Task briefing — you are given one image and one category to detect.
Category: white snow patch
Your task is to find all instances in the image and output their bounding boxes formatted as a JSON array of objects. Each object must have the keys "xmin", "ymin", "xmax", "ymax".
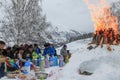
[{"xmin": 46, "ymin": 38, "xmax": 120, "ymax": 80}]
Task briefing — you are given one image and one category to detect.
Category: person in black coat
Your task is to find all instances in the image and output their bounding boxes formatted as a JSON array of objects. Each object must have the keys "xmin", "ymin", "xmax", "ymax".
[{"xmin": 6, "ymin": 47, "xmax": 13, "ymax": 58}]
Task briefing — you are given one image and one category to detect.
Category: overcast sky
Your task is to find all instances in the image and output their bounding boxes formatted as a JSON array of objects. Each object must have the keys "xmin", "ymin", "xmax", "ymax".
[
  {"xmin": 0, "ymin": 0, "xmax": 118, "ymax": 33},
  {"xmin": 42, "ymin": 0, "xmax": 118, "ymax": 32}
]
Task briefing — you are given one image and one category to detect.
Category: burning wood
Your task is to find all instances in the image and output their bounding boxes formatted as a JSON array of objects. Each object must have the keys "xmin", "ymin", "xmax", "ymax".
[
  {"xmin": 89, "ymin": 28, "xmax": 120, "ymax": 50},
  {"xmin": 91, "ymin": 28, "xmax": 119, "ymax": 45},
  {"xmin": 85, "ymin": 0, "xmax": 120, "ymax": 51},
  {"xmin": 88, "ymin": 29, "xmax": 120, "ymax": 51}
]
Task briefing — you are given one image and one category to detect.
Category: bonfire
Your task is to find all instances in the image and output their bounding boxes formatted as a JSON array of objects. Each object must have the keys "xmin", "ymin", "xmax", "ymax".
[{"xmin": 84, "ymin": 0, "xmax": 120, "ymax": 51}]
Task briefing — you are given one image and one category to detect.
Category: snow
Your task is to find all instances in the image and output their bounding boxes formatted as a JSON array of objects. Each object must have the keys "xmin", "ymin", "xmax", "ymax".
[{"xmin": 46, "ymin": 38, "xmax": 120, "ymax": 80}]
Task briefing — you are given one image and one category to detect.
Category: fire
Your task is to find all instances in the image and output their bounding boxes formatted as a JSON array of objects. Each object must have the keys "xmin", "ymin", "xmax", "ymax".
[
  {"xmin": 85, "ymin": 0, "xmax": 120, "ymax": 51},
  {"xmin": 84, "ymin": 0, "xmax": 119, "ymax": 35}
]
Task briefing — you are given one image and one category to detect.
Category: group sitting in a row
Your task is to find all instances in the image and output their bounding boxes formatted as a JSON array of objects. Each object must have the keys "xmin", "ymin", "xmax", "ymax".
[{"xmin": 0, "ymin": 41, "xmax": 71, "ymax": 78}]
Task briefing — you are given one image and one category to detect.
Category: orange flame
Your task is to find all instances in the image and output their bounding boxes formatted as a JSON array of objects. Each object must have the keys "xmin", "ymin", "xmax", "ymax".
[{"xmin": 84, "ymin": 0, "xmax": 119, "ymax": 35}]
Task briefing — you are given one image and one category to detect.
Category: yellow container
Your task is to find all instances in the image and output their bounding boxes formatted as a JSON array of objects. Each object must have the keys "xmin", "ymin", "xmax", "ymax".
[{"xmin": 0, "ymin": 56, "xmax": 6, "ymax": 64}]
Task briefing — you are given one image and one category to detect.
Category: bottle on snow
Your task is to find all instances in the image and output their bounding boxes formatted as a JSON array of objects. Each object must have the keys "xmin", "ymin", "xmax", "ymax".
[
  {"xmin": 49, "ymin": 56, "xmax": 54, "ymax": 67},
  {"xmin": 40, "ymin": 56, "xmax": 45, "ymax": 72},
  {"xmin": 59, "ymin": 55, "xmax": 64, "ymax": 67},
  {"xmin": 23, "ymin": 61, "xmax": 31, "ymax": 74},
  {"xmin": 54, "ymin": 56, "xmax": 58, "ymax": 66},
  {"xmin": 45, "ymin": 55, "xmax": 49, "ymax": 68}
]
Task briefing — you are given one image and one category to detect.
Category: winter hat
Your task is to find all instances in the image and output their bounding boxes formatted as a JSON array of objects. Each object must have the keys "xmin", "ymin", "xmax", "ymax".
[
  {"xmin": 6, "ymin": 47, "xmax": 11, "ymax": 50},
  {"xmin": 63, "ymin": 44, "xmax": 67, "ymax": 48},
  {"xmin": 44, "ymin": 43, "xmax": 50, "ymax": 47},
  {"xmin": 28, "ymin": 45, "xmax": 33, "ymax": 49}
]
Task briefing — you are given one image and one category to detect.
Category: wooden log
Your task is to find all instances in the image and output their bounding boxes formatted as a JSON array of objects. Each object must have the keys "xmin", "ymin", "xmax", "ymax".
[
  {"xmin": 113, "ymin": 39, "xmax": 117, "ymax": 45},
  {"xmin": 107, "ymin": 44, "xmax": 112, "ymax": 51},
  {"xmin": 99, "ymin": 37, "xmax": 104, "ymax": 48},
  {"xmin": 91, "ymin": 34, "xmax": 97, "ymax": 43},
  {"xmin": 87, "ymin": 45, "xmax": 93, "ymax": 50}
]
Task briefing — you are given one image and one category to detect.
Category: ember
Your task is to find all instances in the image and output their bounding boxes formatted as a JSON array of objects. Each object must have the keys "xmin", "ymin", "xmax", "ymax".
[{"xmin": 84, "ymin": 0, "xmax": 120, "ymax": 51}]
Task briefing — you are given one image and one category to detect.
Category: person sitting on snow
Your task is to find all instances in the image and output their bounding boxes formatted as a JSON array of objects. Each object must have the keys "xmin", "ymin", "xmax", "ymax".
[
  {"xmin": 23, "ymin": 51, "xmax": 32, "ymax": 62},
  {"xmin": 27, "ymin": 45, "xmax": 39, "ymax": 66},
  {"xmin": 34, "ymin": 44, "xmax": 41, "ymax": 55},
  {"xmin": 60, "ymin": 44, "xmax": 68, "ymax": 63},
  {"xmin": 6, "ymin": 58, "xmax": 19, "ymax": 71},
  {"xmin": 0, "ymin": 41, "xmax": 6, "ymax": 78},
  {"xmin": 43, "ymin": 43, "xmax": 55, "ymax": 57}
]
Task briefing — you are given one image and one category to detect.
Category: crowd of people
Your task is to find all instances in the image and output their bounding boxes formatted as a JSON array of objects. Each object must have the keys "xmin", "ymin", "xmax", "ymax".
[{"xmin": 0, "ymin": 41, "xmax": 71, "ymax": 78}]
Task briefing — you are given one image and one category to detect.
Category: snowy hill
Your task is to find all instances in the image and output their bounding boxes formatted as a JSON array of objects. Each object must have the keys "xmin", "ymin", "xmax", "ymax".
[
  {"xmin": 44, "ymin": 27, "xmax": 85, "ymax": 46},
  {"xmin": 45, "ymin": 38, "xmax": 120, "ymax": 80}
]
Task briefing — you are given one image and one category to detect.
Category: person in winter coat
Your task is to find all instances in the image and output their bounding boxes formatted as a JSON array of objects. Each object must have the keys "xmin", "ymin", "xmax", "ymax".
[
  {"xmin": 12, "ymin": 48, "xmax": 19, "ymax": 59},
  {"xmin": 34, "ymin": 44, "xmax": 41, "ymax": 55},
  {"xmin": 0, "ymin": 41, "xmax": 6, "ymax": 78},
  {"xmin": 60, "ymin": 45, "xmax": 67, "ymax": 56},
  {"xmin": 28, "ymin": 45, "xmax": 39, "ymax": 66},
  {"xmin": 50, "ymin": 44, "xmax": 57, "ymax": 56},
  {"xmin": 23, "ymin": 51, "xmax": 32, "ymax": 62},
  {"xmin": 67, "ymin": 50, "xmax": 71, "ymax": 59},
  {"xmin": 33, "ymin": 44, "xmax": 42, "ymax": 66},
  {"xmin": 43, "ymin": 43, "xmax": 55, "ymax": 57},
  {"xmin": 6, "ymin": 47, "xmax": 13, "ymax": 59},
  {"xmin": 17, "ymin": 47, "xmax": 26, "ymax": 67},
  {"xmin": 60, "ymin": 44, "xmax": 67, "ymax": 62},
  {"xmin": 6, "ymin": 58, "xmax": 19, "ymax": 71}
]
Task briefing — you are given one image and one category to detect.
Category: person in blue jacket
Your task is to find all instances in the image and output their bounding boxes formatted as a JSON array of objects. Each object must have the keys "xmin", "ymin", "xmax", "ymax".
[
  {"xmin": 34, "ymin": 44, "xmax": 41, "ymax": 66},
  {"xmin": 43, "ymin": 43, "xmax": 55, "ymax": 57},
  {"xmin": 34, "ymin": 44, "xmax": 41, "ymax": 55},
  {"xmin": 50, "ymin": 44, "xmax": 57, "ymax": 56}
]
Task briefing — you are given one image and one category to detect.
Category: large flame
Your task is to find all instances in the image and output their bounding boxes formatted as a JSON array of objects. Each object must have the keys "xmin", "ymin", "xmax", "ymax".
[{"xmin": 84, "ymin": 0, "xmax": 119, "ymax": 35}]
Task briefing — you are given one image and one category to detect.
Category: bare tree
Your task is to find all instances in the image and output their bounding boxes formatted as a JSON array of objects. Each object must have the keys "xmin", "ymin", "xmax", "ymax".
[
  {"xmin": 111, "ymin": 1, "xmax": 120, "ymax": 31},
  {"xmin": 0, "ymin": 0, "xmax": 49, "ymax": 45}
]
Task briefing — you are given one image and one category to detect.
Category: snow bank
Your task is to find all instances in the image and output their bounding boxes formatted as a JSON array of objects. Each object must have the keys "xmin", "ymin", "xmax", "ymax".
[
  {"xmin": 47, "ymin": 38, "xmax": 120, "ymax": 80},
  {"xmin": 79, "ymin": 54, "xmax": 120, "ymax": 73}
]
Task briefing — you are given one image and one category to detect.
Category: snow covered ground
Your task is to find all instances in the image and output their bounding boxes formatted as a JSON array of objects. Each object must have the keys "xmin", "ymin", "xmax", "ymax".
[
  {"xmin": 0, "ymin": 39, "xmax": 120, "ymax": 80},
  {"xmin": 46, "ymin": 38, "xmax": 120, "ymax": 80}
]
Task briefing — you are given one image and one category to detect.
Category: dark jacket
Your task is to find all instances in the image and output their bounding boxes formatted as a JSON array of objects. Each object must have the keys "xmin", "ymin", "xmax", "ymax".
[
  {"xmin": 23, "ymin": 51, "xmax": 32, "ymax": 60},
  {"xmin": 34, "ymin": 47, "xmax": 41, "ymax": 55}
]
